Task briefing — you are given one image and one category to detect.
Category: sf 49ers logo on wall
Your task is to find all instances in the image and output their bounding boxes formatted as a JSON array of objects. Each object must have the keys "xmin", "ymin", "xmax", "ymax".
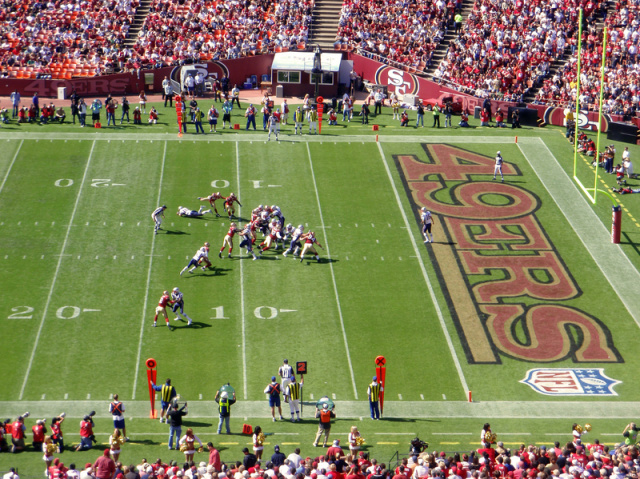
[
  {"xmin": 374, "ymin": 66, "xmax": 418, "ymax": 97},
  {"xmin": 521, "ymin": 368, "xmax": 621, "ymax": 396}
]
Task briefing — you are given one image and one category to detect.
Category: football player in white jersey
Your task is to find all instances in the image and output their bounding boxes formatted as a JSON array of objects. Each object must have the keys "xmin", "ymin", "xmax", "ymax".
[
  {"xmin": 170, "ymin": 287, "xmax": 193, "ymax": 326},
  {"xmin": 283, "ymin": 225, "xmax": 304, "ymax": 257},
  {"xmin": 493, "ymin": 151, "xmax": 504, "ymax": 182},
  {"xmin": 177, "ymin": 205, "xmax": 212, "ymax": 217},
  {"xmin": 151, "ymin": 205, "xmax": 167, "ymax": 234},
  {"xmin": 420, "ymin": 207, "xmax": 433, "ymax": 243},
  {"xmin": 180, "ymin": 243, "xmax": 211, "ymax": 275}
]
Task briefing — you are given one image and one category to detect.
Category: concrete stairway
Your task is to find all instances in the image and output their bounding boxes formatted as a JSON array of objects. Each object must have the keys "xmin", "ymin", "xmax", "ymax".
[
  {"xmin": 309, "ymin": 0, "xmax": 343, "ymax": 50},
  {"xmin": 124, "ymin": 0, "xmax": 152, "ymax": 48},
  {"xmin": 424, "ymin": 3, "xmax": 474, "ymax": 78}
]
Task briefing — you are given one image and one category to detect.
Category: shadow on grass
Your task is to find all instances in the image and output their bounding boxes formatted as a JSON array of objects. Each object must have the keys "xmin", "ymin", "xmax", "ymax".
[
  {"xmin": 183, "ymin": 420, "xmax": 213, "ymax": 428},
  {"xmin": 620, "ymin": 232, "xmax": 640, "ymax": 253},
  {"xmin": 164, "ymin": 230, "xmax": 190, "ymax": 235}
]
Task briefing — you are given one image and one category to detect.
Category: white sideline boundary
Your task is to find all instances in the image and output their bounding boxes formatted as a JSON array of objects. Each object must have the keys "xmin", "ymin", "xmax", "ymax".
[
  {"xmin": 306, "ymin": 142, "xmax": 358, "ymax": 400},
  {"xmin": 132, "ymin": 140, "xmax": 168, "ymax": 399},
  {"xmin": 0, "ymin": 139, "xmax": 23, "ymax": 195},
  {"xmin": 376, "ymin": 142, "xmax": 470, "ymax": 399},
  {"xmin": 517, "ymin": 138, "xmax": 640, "ymax": 328},
  {"xmin": 0, "ymin": 399, "xmax": 638, "ymax": 419},
  {"xmin": 18, "ymin": 140, "xmax": 97, "ymax": 400},
  {"xmin": 237, "ymin": 141, "xmax": 248, "ymax": 400}
]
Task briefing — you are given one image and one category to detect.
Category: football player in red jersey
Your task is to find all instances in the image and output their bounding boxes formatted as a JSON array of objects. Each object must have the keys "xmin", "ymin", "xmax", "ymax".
[
  {"xmin": 258, "ymin": 219, "xmax": 281, "ymax": 254},
  {"xmin": 223, "ymin": 193, "xmax": 242, "ymax": 219},
  {"xmin": 198, "ymin": 192, "xmax": 224, "ymax": 217},
  {"xmin": 299, "ymin": 231, "xmax": 323, "ymax": 262},
  {"xmin": 219, "ymin": 223, "xmax": 240, "ymax": 258},
  {"xmin": 153, "ymin": 291, "xmax": 173, "ymax": 330}
]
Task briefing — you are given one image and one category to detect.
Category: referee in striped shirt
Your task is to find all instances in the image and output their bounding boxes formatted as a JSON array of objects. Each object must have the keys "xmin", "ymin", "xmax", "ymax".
[
  {"xmin": 278, "ymin": 359, "xmax": 293, "ymax": 400},
  {"xmin": 151, "ymin": 205, "xmax": 167, "ymax": 234}
]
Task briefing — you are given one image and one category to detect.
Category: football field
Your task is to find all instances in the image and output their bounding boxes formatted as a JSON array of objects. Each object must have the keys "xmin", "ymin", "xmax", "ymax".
[{"xmin": 2, "ymin": 115, "xmax": 640, "ymax": 473}]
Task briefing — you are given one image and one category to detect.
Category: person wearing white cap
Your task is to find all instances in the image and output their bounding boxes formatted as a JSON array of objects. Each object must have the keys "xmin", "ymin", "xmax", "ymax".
[
  {"xmin": 215, "ymin": 389, "xmax": 236, "ymax": 434},
  {"xmin": 313, "ymin": 403, "xmax": 335, "ymax": 447},
  {"xmin": 493, "ymin": 151, "xmax": 504, "ymax": 182}
]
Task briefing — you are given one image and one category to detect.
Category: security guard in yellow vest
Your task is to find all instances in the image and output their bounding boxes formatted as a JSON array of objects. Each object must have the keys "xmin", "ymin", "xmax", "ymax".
[
  {"xmin": 294, "ymin": 107, "xmax": 304, "ymax": 135},
  {"xmin": 152, "ymin": 378, "xmax": 177, "ymax": 423},
  {"xmin": 367, "ymin": 376, "xmax": 383, "ymax": 420},
  {"xmin": 215, "ymin": 389, "xmax": 236, "ymax": 434},
  {"xmin": 284, "ymin": 375, "xmax": 303, "ymax": 423}
]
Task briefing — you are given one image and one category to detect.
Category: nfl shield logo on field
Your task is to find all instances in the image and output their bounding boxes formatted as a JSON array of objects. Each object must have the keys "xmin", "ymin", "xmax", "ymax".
[{"xmin": 521, "ymin": 368, "xmax": 621, "ymax": 396}]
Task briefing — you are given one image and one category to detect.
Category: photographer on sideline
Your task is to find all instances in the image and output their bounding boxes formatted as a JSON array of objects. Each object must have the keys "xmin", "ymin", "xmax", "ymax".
[
  {"xmin": 75, "ymin": 412, "xmax": 96, "ymax": 451},
  {"xmin": 167, "ymin": 401, "xmax": 188, "ymax": 450}
]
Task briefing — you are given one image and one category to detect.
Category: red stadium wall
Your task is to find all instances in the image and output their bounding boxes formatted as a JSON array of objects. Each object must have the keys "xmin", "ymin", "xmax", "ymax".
[
  {"xmin": 349, "ymin": 53, "xmax": 640, "ymax": 133},
  {"xmin": 0, "ymin": 55, "xmax": 275, "ymax": 98}
]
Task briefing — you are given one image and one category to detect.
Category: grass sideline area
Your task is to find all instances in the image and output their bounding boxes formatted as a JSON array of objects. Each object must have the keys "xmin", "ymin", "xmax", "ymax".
[{"xmin": 1, "ymin": 103, "xmax": 640, "ymax": 475}]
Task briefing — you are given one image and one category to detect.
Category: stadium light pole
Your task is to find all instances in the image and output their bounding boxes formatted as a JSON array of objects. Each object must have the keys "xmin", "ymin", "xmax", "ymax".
[{"xmin": 312, "ymin": 45, "xmax": 322, "ymax": 100}]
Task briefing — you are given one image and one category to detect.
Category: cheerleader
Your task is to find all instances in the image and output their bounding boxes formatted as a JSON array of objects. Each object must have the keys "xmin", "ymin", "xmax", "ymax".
[
  {"xmin": 109, "ymin": 428, "xmax": 125, "ymax": 462},
  {"xmin": 43, "ymin": 436, "xmax": 56, "ymax": 475},
  {"xmin": 253, "ymin": 425, "xmax": 265, "ymax": 459},
  {"xmin": 139, "ymin": 90, "xmax": 147, "ymax": 113},
  {"xmin": 179, "ymin": 428, "xmax": 203, "ymax": 463},
  {"xmin": 572, "ymin": 423, "xmax": 587, "ymax": 444},
  {"xmin": 348, "ymin": 426, "xmax": 361, "ymax": 456}
]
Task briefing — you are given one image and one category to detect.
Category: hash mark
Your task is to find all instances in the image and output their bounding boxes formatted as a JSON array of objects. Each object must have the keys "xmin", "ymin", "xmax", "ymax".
[
  {"xmin": 87, "ymin": 394, "xmax": 91, "ymax": 399},
  {"xmin": 332, "ymin": 393, "xmax": 336, "ymax": 399},
  {"xmin": 363, "ymin": 256, "xmax": 367, "ymax": 261},
  {"xmin": 442, "ymin": 394, "xmax": 447, "ymax": 400},
  {"xmin": 381, "ymin": 257, "xmax": 384, "ymax": 261},
  {"xmin": 64, "ymin": 393, "xmax": 68, "ymax": 399},
  {"xmin": 41, "ymin": 394, "xmax": 45, "ymax": 400},
  {"xmin": 420, "ymin": 394, "xmax": 424, "ymax": 400},
  {"xmin": 113, "ymin": 255, "xmax": 117, "ymax": 259}
]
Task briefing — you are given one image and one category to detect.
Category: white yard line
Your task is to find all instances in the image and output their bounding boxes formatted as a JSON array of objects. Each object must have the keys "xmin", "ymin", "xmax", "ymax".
[
  {"xmin": 306, "ymin": 142, "xmax": 358, "ymax": 400},
  {"xmin": 0, "ymin": 139, "xmax": 23, "ymax": 195},
  {"xmin": 1, "ymin": 399, "xmax": 639, "ymax": 419},
  {"xmin": 376, "ymin": 141, "xmax": 469, "ymax": 398},
  {"xmin": 237, "ymin": 141, "xmax": 248, "ymax": 400},
  {"xmin": 517, "ymin": 138, "xmax": 640, "ymax": 328},
  {"xmin": 19, "ymin": 140, "xmax": 96, "ymax": 400},
  {"xmin": 132, "ymin": 140, "xmax": 167, "ymax": 399}
]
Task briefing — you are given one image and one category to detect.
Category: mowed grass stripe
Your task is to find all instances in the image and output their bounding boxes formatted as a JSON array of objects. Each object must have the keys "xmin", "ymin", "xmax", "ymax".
[
  {"xmin": 0, "ymin": 139, "xmax": 23, "ymax": 195},
  {"xmin": 0, "ymin": 140, "xmax": 95, "ymax": 401},
  {"xmin": 237, "ymin": 140, "xmax": 248, "ymax": 400},
  {"xmin": 18, "ymin": 141, "xmax": 168, "ymax": 400},
  {"xmin": 133, "ymin": 140, "xmax": 168, "ymax": 399},
  {"xmin": 306, "ymin": 142, "xmax": 358, "ymax": 400},
  {"xmin": 19, "ymin": 140, "xmax": 97, "ymax": 400}
]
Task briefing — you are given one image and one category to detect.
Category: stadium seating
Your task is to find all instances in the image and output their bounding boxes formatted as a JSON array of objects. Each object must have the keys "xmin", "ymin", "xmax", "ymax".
[
  {"xmin": 332, "ymin": 0, "xmax": 450, "ymax": 73},
  {"xmin": 129, "ymin": 0, "xmax": 313, "ymax": 67},
  {"xmin": 0, "ymin": 0, "xmax": 139, "ymax": 79}
]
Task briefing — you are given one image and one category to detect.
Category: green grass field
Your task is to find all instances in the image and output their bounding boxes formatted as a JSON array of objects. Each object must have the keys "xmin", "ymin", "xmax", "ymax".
[{"xmin": 2, "ymin": 103, "xmax": 640, "ymax": 475}]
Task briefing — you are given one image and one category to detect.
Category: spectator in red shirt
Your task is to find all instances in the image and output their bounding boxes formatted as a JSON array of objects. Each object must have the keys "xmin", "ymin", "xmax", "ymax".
[
  {"xmin": 32, "ymin": 419, "xmax": 47, "ymax": 452},
  {"xmin": 391, "ymin": 465, "xmax": 408, "ymax": 479},
  {"xmin": 207, "ymin": 442, "xmax": 221, "ymax": 472},
  {"xmin": 11, "ymin": 415, "xmax": 26, "ymax": 453},
  {"xmin": 94, "ymin": 449, "xmax": 116, "ymax": 479}
]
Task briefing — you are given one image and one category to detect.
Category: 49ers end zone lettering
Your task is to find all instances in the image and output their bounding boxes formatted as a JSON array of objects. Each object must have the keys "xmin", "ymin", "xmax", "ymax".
[{"xmin": 394, "ymin": 144, "xmax": 622, "ymax": 367}]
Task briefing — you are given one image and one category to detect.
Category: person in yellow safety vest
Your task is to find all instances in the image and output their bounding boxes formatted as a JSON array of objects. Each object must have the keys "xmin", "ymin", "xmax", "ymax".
[
  {"xmin": 215, "ymin": 389, "xmax": 236, "ymax": 434},
  {"xmin": 152, "ymin": 378, "xmax": 177, "ymax": 423},
  {"xmin": 367, "ymin": 376, "xmax": 383, "ymax": 420},
  {"xmin": 294, "ymin": 107, "xmax": 304, "ymax": 135},
  {"xmin": 313, "ymin": 403, "xmax": 335, "ymax": 447},
  {"xmin": 284, "ymin": 375, "xmax": 303, "ymax": 423},
  {"xmin": 308, "ymin": 106, "xmax": 318, "ymax": 134}
]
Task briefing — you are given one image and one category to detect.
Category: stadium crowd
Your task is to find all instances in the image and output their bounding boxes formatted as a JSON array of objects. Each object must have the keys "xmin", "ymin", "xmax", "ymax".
[
  {"xmin": 533, "ymin": 0, "xmax": 640, "ymax": 116},
  {"xmin": 129, "ymin": 0, "xmax": 313, "ymax": 67},
  {"xmin": 0, "ymin": 0, "xmax": 140, "ymax": 79},
  {"xmin": 333, "ymin": 0, "xmax": 452, "ymax": 72},
  {"xmin": 433, "ymin": 0, "xmax": 603, "ymax": 102},
  {"xmin": 3, "ymin": 413, "xmax": 640, "ymax": 479}
]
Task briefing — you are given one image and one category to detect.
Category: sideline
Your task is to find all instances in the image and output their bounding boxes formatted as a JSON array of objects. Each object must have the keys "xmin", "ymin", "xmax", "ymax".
[
  {"xmin": 517, "ymin": 137, "xmax": 640, "ymax": 328},
  {"xmin": 0, "ymin": 399, "xmax": 637, "ymax": 419}
]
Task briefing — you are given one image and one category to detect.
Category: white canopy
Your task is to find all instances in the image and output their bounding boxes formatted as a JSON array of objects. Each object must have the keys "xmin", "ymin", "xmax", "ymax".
[{"xmin": 271, "ymin": 52, "xmax": 342, "ymax": 72}]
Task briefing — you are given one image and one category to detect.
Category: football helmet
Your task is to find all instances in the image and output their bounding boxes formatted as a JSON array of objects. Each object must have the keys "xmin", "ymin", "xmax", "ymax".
[
  {"xmin": 173, "ymin": 287, "xmax": 179, "ymax": 292},
  {"xmin": 298, "ymin": 225, "xmax": 304, "ymax": 230},
  {"xmin": 231, "ymin": 222, "xmax": 236, "ymax": 227},
  {"xmin": 204, "ymin": 242, "xmax": 210, "ymax": 247}
]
